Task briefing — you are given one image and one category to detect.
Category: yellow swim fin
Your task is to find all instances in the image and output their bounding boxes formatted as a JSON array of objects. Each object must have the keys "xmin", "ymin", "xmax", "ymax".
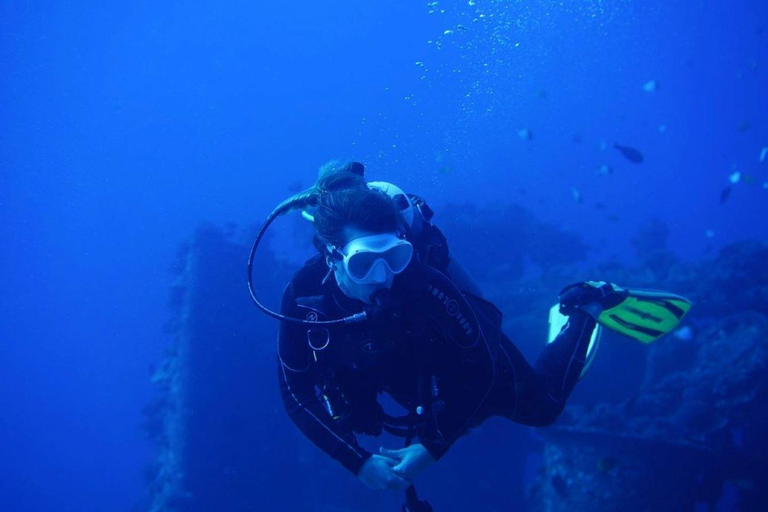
[{"xmin": 597, "ymin": 286, "xmax": 692, "ymax": 344}]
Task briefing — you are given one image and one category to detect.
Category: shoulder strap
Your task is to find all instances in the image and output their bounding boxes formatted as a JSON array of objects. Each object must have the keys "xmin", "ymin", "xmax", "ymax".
[
  {"xmin": 408, "ymin": 193, "xmax": 435, "ymax": 223},
  {"xmin": 405, "ymin": 194, "xmax": 450, "ymax": 272}
]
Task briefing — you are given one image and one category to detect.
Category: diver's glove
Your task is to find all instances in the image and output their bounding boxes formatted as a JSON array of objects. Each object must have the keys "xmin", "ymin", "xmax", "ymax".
[{"xmin": 558, "ymin": 281, "xmax": 627, "ymax": 319}]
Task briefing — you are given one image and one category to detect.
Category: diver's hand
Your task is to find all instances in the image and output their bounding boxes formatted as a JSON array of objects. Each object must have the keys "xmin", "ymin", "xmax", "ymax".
[
  {"xmin": 379, "ymin": 444, "xmax": 435, "ymax": 481},
  {"xmin": 357, "ymin": 454, "xmax": 411, "ymax": 491}
]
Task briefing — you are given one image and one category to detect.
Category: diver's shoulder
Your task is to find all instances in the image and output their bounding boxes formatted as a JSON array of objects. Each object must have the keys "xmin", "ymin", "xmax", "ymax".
[{"xmin": 288, "ymin": 254, "xmax": 328, "ymax": 295}]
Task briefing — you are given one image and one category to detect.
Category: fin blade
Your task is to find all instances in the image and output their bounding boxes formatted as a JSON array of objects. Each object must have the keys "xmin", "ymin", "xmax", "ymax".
[{"xmin": 598, "ymin": 290, "xmax": 692, "ymax": 343}]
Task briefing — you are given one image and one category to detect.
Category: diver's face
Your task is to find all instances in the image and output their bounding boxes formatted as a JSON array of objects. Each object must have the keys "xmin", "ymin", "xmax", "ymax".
[{"xmin": 329, "ymin": 227, "xmax": 397, "ymax": 304}]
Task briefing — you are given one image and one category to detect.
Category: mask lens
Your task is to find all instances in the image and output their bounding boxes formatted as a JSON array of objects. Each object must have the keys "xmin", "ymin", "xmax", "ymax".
[
  {"xmin": 347, "ymin": 251, "xmax": 381, "ymax": 280},
  {"xmin": 381, "ymin": 243, "xmax": 413, "ymax": 274},
  {"xmin": 344, "ymin": 238, "xmax": 413, "ymax": 282}
]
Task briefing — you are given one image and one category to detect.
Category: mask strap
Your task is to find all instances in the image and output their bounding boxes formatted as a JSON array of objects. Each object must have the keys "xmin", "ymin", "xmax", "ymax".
[
  {"xmin": 328, "ymin": 246, "xmax": 343, "ymax": 261},
  {"xmin": 321, "ymin": 266, "xmax": 334, "ymax": 286}
]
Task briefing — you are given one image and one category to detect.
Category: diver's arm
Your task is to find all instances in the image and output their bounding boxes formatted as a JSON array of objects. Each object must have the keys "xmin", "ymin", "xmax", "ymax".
[
  {"xmin": 446, "ymin": 249, "xmax": 484, "ymax": 298},
  {"xmin": 278, "ymin": 363, "xmax": 372, "ymax": 474},
  {"xmin": 277, "ymin": 283, "xmax": 372, "ymax": 475}
]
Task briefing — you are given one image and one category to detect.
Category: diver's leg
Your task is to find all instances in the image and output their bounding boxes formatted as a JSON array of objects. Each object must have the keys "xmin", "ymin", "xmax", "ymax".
[
  {"xmin": 494, "ymin": 310, "xmax": 596, "ymax": 426},
  {"xmin": 532, "ymin": 309, "xmax": 597, "ymax": 411}
]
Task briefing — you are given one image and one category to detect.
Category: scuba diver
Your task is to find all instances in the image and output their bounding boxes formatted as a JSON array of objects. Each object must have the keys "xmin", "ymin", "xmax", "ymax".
[{"xmin": 246, "ymin": 161, "xmax": 691, "ymax": 510}]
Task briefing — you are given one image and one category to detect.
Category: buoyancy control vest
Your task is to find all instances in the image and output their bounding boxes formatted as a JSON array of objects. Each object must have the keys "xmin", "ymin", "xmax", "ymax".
[{"xmin": 290, "ymin": 256, "xmax": 502, "ymax": 442}]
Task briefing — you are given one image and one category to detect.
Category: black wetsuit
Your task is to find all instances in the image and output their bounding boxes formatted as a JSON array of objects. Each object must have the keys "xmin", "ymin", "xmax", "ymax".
[{"xmin": 278, "ymin": 256, "xmax": 597, "ymax": 476}]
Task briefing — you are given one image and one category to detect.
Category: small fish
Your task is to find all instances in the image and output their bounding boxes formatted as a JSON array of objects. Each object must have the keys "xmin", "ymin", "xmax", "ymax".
[
  {"xmin": 595, "ymin": 202, "xmax": 608, "ymax": 210},
  {"xmin": 643, "ymin": 79, "xmax": 659, "ymax": 92},
  {"xmin": 738, "ymin": 120, "xmax": 752, "ymax": 132},
  {"xmin": 551, "ymin": 475, "xmax": 568, "ymax": 497},
  {"xmin": 764, "ymin": 182, "xmax": 768, "ymax": 190},
  {"xmin": 760, "ymin": 147, "xmax": 767, "ymax": 162},
  {"xmin": 517, "ymin": 127, "xmax": 533, "ymax": 141},
  {"xmin": 287, "ymin": 181, "xmax": 304, "ymax": 193},
  {"xmin": 571, "ymin": 187, "xmax": 583, "ymax": 204},
  {"xmin": 729, "ymin": 171, "xmax": 741, "ymax": 184},
  {"xmin": 622, "ymin": 395, "xmax": 638, "ymax": 411},
  {"xmin": 705, "ymin": 229, "xmax": 715, "ymax": 238},
  {"xmin": 658, "ymin": 124, "xmax": 667, "ymax": 134},
  {"xmin": 599, "ymin": 138, "xmax": 608, "ymax": 151},
  {"xmin": 597, "ymin": 163, "xmax": 613, "ymax": 176},
  {"xmin": 571, "ymin": 133, "xmax": 582, "ymax": 144},
  {"xmin": 606, "ymin": 214, "xmax": 620, "ymax": 222},
  {"xmin": 742, "ymin": 174, "xmax": 757, "ymax": 185},
  {"xmin": 731, "ymin": 479, "xmax": 757, "ymax": 492},
  {"xmin": 720, "ymin": 185, "xmax": 732, "ymax": 204},
  {"xmin": 613, "ymin": 143, "xmax": 644, "ymax": 163},
  {"xmin": 597, "ymin": 456, "xmax": 619, "ymax": 472},
  {"xmin": 673, "ymin": 325, "xmax": 694, "ymax": 341}
]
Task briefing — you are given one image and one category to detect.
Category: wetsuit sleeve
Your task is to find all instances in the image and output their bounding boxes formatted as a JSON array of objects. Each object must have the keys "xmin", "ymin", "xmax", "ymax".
[{"xmin": 277, "ymin": 281, "xmax": 372, "ymax": 475}]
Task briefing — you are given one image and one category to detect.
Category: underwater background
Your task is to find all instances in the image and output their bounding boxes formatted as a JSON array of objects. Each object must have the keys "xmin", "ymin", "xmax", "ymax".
[{"xmin": 2, "ymin": 1, "xmax": 767, "ymax": 511}]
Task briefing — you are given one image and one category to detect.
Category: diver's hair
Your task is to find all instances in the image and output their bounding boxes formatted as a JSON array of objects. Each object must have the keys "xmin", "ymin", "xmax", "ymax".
[
  {"xmin": 313, "ymin": 171, "xmax": 402, "ymax": 248},
  {"xmin": 318, "ymin": 159, "xmax": 365, "ymax": 182},
  {"xmin": 315, "ymin": 169, "xmax": 367, "ymax": 197}
]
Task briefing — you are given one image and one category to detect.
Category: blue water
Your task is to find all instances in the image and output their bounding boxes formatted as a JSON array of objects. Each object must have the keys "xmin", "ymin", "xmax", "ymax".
[{"xmin": 1, "ymin": 1, "xmax": 766, "ymax": 511}]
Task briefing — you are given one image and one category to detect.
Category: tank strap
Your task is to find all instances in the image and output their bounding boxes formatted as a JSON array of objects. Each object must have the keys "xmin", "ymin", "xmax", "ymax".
[{"xmin": 408, "ymin": 194, "xmax": 435, "ymax": 222}]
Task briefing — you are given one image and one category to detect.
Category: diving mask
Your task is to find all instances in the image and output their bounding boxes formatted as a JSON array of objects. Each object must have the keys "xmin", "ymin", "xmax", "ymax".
[{"xmin": 332, "ymin": 233, "xmax": 413, "ymax": 285}]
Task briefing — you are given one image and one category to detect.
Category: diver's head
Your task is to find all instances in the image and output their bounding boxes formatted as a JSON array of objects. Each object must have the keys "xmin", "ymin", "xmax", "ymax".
[
  {"xmin": 318, "ymin": 159, "xmax": 365, "ymax": 181},
  {"xmin": 314, "ymin": 173, "xmax": 412, "ymax": 304}
]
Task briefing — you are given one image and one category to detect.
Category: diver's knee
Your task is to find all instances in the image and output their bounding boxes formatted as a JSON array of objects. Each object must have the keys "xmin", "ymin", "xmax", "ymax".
[
  {"xmin": 514, "ymin": 405, "xmax": 563, "ymax": 427},
  {"xmin": 535, "ymin": 401, "xmax": 565, "ymax": 427}
]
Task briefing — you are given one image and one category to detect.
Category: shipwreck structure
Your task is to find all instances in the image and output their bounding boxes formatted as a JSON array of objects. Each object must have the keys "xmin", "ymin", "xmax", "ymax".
[{"xmin": 527, "ymin": 240, "xmax": 768, "ymax": 512}]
